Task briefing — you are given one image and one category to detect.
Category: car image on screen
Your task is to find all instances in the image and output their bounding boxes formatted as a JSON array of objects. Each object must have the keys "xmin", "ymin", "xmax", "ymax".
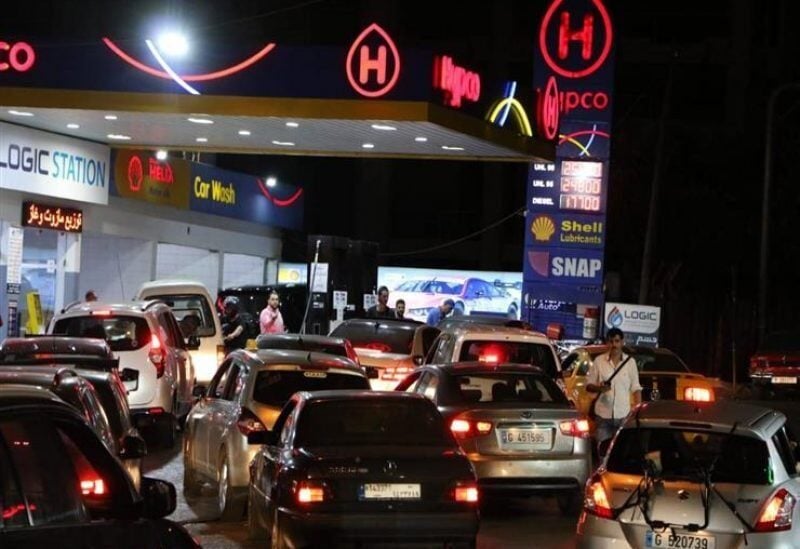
[{"xmin": 390, "ymin": 277, "xmax": 519, "ymax": 322}]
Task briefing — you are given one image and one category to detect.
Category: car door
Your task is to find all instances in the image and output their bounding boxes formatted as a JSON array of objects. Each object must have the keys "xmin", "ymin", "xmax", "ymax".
[
  {"xmin": 166, "ymin": 310, "xmax": 194, "ymax": 405},
  {"xmin": 191, "ymin": 359, "xmax": 233, "ymax": 476},
  {"xmin": 205, "ymin": 360, "xmax": 246, "ymax": 472},
  {"xmin": 157, "ymin": 310, "xmax": 190, "ymax": 407},
  {"xmin": 256, "ymin": 399, "xmax": 299, "ymax": 521}
]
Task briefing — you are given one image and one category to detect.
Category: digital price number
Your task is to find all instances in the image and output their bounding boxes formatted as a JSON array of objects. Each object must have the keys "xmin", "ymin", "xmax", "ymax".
[{"xmin": 559, "ymin": 161, "xmax": 604, "ymax": 213}]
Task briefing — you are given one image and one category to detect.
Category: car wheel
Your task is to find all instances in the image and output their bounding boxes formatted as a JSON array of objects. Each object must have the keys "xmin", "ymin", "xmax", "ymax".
[
  {"xmin": 182, "ymin": 437, "xmax": 202, "ymax": 497},
  {"xmin": 557, "ymin": 489, "xmax": 582, "ymax": 516},
  {"xmin": 453, "ymin": 302, "xmax": 465, "ymax": 316},
  {"xmin": 507, "ymin": 303, "xmax": 518, "ymax": 319},
  {"xmin": 218, "ymin": 453, "xmax": 246, "ymax": 521},
  {"xmin": 248, "ymin": 487, "xmax": 268, "ymax": 540},
  {"xmin": 271, "ymin": 507, "xmax": 287, "ymax": 549}
]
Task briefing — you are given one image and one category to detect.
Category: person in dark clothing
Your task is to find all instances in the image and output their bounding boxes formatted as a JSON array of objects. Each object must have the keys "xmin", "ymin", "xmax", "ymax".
[
  {"xmin": 366, "ymin": 286, "xmax": 394, "ymax": 319},
  {"xmin": 221, "ymin": 296, "xmax": 248, "ymax": 353}
]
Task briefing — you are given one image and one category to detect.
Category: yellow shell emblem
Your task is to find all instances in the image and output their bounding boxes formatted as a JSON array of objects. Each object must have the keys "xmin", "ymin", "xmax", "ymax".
[{"xmin": 531, "ymin": 216, "xmax": 555, "ymax": 242}]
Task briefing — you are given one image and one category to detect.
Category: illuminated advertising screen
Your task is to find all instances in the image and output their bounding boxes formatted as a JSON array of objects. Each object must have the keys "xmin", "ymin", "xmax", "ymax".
[{"xmin": 378, "ymin": 266, "xmax": 522, "ymax": 322}]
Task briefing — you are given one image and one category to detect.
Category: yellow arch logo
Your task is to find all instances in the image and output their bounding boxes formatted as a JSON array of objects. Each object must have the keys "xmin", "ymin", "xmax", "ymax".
[{"xmin": 486, "ymin": 81, "xmax": 533, "ymax": 137}]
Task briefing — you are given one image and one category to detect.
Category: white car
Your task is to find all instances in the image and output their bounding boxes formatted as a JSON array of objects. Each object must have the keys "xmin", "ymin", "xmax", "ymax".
[
  {"xmin": 391, "ymin": 277, "xmax": 520, "ymax": 322},
  {"xmin": 578, "ymin": 400, "xmax": 800, "ymax": 548},
  {"xmin": 426, "ymin": 323, "xmax": 562, "ymax": 381},
  {"xmin": 49, "ymin": 301, "xmax": 195, "ymax": 447},
  {"xmin": 136, "ymin": 280, "xmax": 224, "ymax": 385}
]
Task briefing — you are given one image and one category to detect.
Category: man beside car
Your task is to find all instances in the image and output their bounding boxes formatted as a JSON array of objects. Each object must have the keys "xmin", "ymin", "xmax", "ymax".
[
  {"xmin": 366, "ymin": 286, "xmax": 394, "ymax": 319},
  {"xmin": 585, "ymin": 327, "xmax": 642, "ymax": 454},
  {"xmin": 426, "ymin": 299, "xmax": 455, "ymax": 326}
]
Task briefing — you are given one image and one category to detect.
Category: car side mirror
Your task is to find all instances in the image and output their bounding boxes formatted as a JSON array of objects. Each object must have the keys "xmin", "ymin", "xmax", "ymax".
[
  {"xmin": 119, "ymin": 434, "xmax": 147, "ymax": 460},
  {"xmin": 247, "ymin": 430, "xmax": 278, "ymax": 446},
  {"xmin": 186, "ymin": 335, "xmax": 201, "ymax": 351},
  {"xmin": 192, "ymin": 385, "xmax": 206, "ymax": 398},
  {"xmin": 412, "ymin": 355, "xmax": 424, "ymax": 366},
  {"xmin": 141, "ymin": 477, "xmax": 177, "ymax": 519}
]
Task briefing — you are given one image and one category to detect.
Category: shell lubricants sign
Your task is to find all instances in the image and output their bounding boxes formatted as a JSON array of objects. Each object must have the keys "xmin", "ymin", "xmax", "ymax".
[
  {"xmin": 112, "ymin": 150, "xmax": 190, "ymax": 209},
  {"xmin": 524, "ymin": 0, "xmax": 615, "ymax": 339}
]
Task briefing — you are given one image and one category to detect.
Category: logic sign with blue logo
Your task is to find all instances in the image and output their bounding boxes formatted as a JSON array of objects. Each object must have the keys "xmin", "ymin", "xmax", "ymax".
[{"xmin": 524, "ymin": 0, "xmax": 616, "ymax": 339}]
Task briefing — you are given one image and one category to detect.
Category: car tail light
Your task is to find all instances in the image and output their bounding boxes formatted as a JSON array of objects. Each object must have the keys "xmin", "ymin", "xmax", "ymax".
[
  {"xmin": 148, "ymin": 407, "xmax": 165, "ymax": 415},
  {"xmin": 149, "ymin": 334, "xmax": 165, "ymax": 378},
  {"xmin": 344, "ymin": 340, "xmax": 360, "ymax": 365},
  {"xmin": 454, "ymin": 484, "xmax": 479, "ymax": 503},
  {"xmin": 236, "ymin": 407, "xmax": 266, "ymax": 436},
  {"xmin": 560, "ymin": 419, "xmax": 591, "ymax": 438},
  {"xmin": 80, "ymin": 478, "xmax": 106, "ymax": 496},
  {"xmin": 91, "ymin": 310, "xmax": 112, "ymax": 317},
  {"xmin": 450, "ymin": 417, "xmax": 492, "ymax": 439},
  {"xmin": 479, "ymin": 353, "xmax": 500, "ymax": 364},
  {"xmin": 684, "ymin": 387, "xmax": 713, "ymax": 402},
  {"xmin": 295, "ymin": 481, "xmax": 326, "ymax": 504},
  {"xmin": 755, "ymin": 488, "xmax": 795, "ymax": 532},
  {"xmin": 584, "ymin": 478, "xmax": 613, "ymax": 519}
]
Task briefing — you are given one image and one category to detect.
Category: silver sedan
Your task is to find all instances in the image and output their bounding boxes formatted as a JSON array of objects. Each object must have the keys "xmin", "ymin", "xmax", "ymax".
[{"xmin": 182, "ymin": 348, "xmax": 370, "ymax": 520}]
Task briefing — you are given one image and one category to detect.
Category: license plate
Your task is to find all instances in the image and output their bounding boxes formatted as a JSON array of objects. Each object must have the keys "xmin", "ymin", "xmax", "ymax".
[
  {"xmin": 645, "ymin": 531, "xmax": 715, "ymax": 549},
  {"xmin": 360, "ymin": 483, "xmax": 421, "ymax": 500},
  {"xmin": 773, "ymin": 376, "xmax": 797, "ymax": 384},
  {"xmin": 500, "ymin": 429, "xmax": 551, "ymax": 446}
]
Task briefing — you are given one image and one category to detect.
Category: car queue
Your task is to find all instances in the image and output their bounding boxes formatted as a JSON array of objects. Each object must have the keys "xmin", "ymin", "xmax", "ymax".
[{"xmin": 0, "ymin": 280, "xmax": 797, "ymax": 548}]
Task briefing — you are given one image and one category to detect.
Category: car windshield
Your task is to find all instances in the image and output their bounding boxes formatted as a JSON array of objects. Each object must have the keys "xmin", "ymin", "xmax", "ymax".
[
  {"xmin": 252, "ymin": 370, "xmax": 369, "ymax": 407},
  {"xmin": 440, "ymin": 372, "xmax": 567, "ymax": 405},
  {"xmin": 257, "ymin": 338, "xmax": 347, "ymax": 357},
  {"xmin": 396, "ymin": 280, "xmax": 463, "ymax": 294},
  {"xmin": 458, "ymin": 340, "xmax": 558, "ymax": 378},
  {"xmin": 331, "ymin": 322, "xmax": 416, "ymax": 355},
  {"xmin": 52, "ymin": 316, "xmax": 151, "ymax": 352},
  {"xmin": 607, "ymin": 428, "xmax": 770, "ymax": 485},
  {"xmin": 148, "ymin": 294, "xmax": 216, "ymax": 337},
  {"xmin": 295, "ymin": 399, "xmax": 450, "ymax": 447},
  {"xmin": 760, "ymin": 331, "xmax": 800, "ymax": 352}
]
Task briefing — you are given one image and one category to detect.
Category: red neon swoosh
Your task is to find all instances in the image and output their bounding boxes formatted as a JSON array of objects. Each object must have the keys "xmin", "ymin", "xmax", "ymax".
[
  {"xmin": 102, "ymin": 38, "xmax": 276, "ymax": 81},
  {"xmin": 257, "ymin": 180, "xmax": 304, "ymax": 207},
  {"xmin": 558, "ymin": 130, "xmax": 611, "ymax": 144}
]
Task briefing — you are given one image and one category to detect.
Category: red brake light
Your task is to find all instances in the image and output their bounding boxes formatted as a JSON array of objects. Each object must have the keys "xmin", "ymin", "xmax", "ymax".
[
  {"xmin": 91, "ymin": 310, "xmax": 112, "ymax": 317},
  {"xmin": 684, "ymin": 387, "xmax": 713, "ymax": 402},
  {"xmin": 80, "ymin": 478, "xmax": 106, "ymax": 496},
  {"xmin": 755, "ymin": 488, "xmax": 795, "ymax": 532},
  {"xmin": 450, "ymin": 417, "xmax": 492, "ymax": 439},
  {"xmin": 560, "ymin": 419, "xmax": 591, "ymax": 438},
  {"xmin": 479, "ymin": 353, "xmax": 500, "ymax": 364},
  {"xmin": 237, "ymin": 407, "xmax": 266, "ymax": 436},
  {"xmin": 454, "ymin": 484, "xmax": 479, "ymax": 503},
  {"xmin": 295, "ymin": 481, "xmax": 326, "ymax": 504},
  {"xmin": 149, "ymin": 334, "xmax": 165, "ymax": 378},
  {"xmin": 344, "ymin": 340, "xmax": 360, "ymax": 365},
  {"xmin": 584, "ymin": 479, "xmax": 613, "ymax": 519}
]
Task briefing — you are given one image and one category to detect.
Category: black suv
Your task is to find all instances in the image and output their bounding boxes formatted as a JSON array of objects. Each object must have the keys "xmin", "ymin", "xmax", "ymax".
[{"xmin": 0, "ymin": 385, "xmax": 198, "ymax": 547}]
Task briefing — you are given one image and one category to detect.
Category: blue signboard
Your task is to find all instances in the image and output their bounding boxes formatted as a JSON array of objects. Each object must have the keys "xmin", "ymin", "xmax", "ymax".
[{"xmin": 524, "ymin": 246, "xmax": 604, "ymax": 285}]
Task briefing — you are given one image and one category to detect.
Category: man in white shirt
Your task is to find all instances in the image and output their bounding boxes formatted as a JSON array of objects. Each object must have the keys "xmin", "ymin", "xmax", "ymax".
[{"xmin": 586, "ymin": 327, "xmax": 642, "ymax": 452}]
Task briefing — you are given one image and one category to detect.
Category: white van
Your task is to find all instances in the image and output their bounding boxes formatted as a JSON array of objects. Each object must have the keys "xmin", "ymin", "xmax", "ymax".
[{"xmin": 136, "ymin": 280, "xmax": 224, "ymax": 385}]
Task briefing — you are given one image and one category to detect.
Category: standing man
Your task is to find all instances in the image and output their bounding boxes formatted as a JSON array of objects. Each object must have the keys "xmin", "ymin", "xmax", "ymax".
[
  {"xmin": 395, "ymin": 299, "xmax": 407, "ymax": 320},
  {"xmin": 366, "ymin": 286, "xmax": 394, "ymax": 318},
  {"xmin": 260, "ymin": 291, "xmax": 285, "ymax": 334},
  {"xmin": 585, "ymin": 328, "xmax": 642, "ymax": 454},
  {"xmin": 426, "ymin": 299, "xmax": 455, "ymax": 326},
  {"xmin": 221, "ymin": 296, "xmax": 248, "ymax": 353}
]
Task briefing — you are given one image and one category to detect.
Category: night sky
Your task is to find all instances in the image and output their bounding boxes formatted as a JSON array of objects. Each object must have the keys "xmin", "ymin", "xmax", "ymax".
[{"xmin": 4, "ymin": 0, "xmax": 799, "ymax": 375}]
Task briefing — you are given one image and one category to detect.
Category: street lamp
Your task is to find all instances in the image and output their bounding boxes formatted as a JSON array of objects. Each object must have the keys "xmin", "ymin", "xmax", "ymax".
[
  {"xmin": 156, "ymin": 31, "xmax": 189, "ymax": 58},
  {"xmin": 758, "ymin": 83, "xmax": 800, "ymax": 343},
  {"xmin": 265, "ymin": 176, "xmax": 278, "ymax": 188}
]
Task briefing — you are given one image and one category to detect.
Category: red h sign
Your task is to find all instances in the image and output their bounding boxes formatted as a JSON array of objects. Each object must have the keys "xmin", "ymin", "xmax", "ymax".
[{"xmin": 346, "ymin": 23, "xmax": 401, "ymax": 98}]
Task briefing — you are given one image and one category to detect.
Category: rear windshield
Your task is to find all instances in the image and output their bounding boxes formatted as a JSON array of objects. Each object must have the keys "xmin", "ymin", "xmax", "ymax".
[
  {"xmin": 147, "ymin": 294, "xmax": 216, "ymax": 337},
  {"xmin": 331, "ymin": 322, "xmax": 416, "ymax": 355},
  {"xmin": 441, "ymin": 372, "xmax": 567, "ymax": 406},
  {"xmin": 257, "ymin": 338, "xmax": 347, "ymax": 357},
  {"xmin": 52, "ymin": 316, "xmax": 151, "ymax": 352},
  {"xmin": 296, "ymin": 399, "xmax": 450, "ymax": 447},
  {"xmin": 458, "ymin": 340, "xmax": 558, "ymax": 378},
  {"xmin": 252, "ymin": 370, "xmax": 369, "ymax": 407},
  {"xmin": 607, "ymin": 428, "xmax": 770, "ymax": 485}
]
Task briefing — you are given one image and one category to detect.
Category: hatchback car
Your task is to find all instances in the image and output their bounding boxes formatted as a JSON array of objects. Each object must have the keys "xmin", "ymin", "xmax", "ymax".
[
  {"xmin": 183, "ymin": 348, "xmax": 370, "ymax": 520},
  {"xmin": 246, "ymin": 391, "xmax": 480, "ymax": 547},
  {"xmin": 136, "ymin": 279, "xmax": 223, "ymax": 386},
  {"xmin": 329, "ymin": 318, "xmax": 440, "ymax": 390},
  {"xmin": 426, "ymin": 324, "xmax": 562, "ymax": 381},
  {"xmin": 0, "ymin": 384, "xmax": 198, "ymax": 548},
  {"xmin": 578, "ymin": 400, "xmax": 800, "ymax": 548},
  {"xmin": 562, "ymin": 345, "xmax": 729, "ymax": 416},
  {"xmin": 397, "ymin": 363, "xmax": 591, "ymax": 514},
  {"xmin": 49, "ymin": 301, "xmax": 196, "ymax": 447},
  {"xmin": 749, "ymin": 329, "xmax": 800, "ymax": 395}
]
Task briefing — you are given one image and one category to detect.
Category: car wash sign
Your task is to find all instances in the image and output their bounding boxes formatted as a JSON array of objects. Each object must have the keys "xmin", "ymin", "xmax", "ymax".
[
  {"xmin": 0, "ymin": 122, "xmax": 110, "ymax": 204},
  {"xmin": 604, "ymin": 302, "xmax": 661, "ymax": 347},
  {"xmin": 524, "ymin": 0, "xmax": 615, "ymax": 339}
]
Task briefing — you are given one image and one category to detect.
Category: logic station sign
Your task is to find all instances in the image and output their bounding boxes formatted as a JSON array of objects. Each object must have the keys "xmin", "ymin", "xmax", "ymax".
[{"xmin": 524, "ymin": 0, "xmax": 615, "ymax": 339}]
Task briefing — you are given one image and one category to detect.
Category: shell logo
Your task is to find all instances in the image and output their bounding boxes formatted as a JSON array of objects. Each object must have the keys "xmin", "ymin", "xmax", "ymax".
[{"xmin": 531, "ymin": 215, "xmax": 556, "ymax": 242}]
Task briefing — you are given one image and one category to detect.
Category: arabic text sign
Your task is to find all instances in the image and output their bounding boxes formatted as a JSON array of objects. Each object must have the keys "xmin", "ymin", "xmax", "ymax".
[{"xmin": 22, "ymin": 202, "xmax": 83, "ymax": 233}]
